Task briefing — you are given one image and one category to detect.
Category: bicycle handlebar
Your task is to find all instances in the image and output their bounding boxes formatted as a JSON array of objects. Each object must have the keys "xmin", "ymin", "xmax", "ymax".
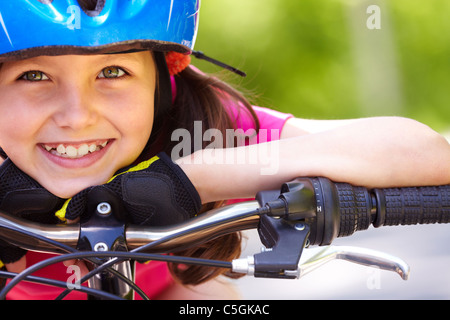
[
  {"xmin": 0, "ymin": 177, "xmax": 448, "ymax": 254},
  {"xmin": 0, "ymin": 177, "xmax": 448, "ymax": 299},
  {"xmin": 0, "ymin": 200, "xmax": 261, "ymax": 254}
]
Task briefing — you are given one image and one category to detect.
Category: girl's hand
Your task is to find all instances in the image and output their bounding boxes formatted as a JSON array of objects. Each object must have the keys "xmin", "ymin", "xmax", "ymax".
[
  {"xmin": 62, "ymin": 258, "xmax": 90, "ymax": 280},
  {"xmin": 5, "ymin": 255, "xmax": 26, "ymax": 273}
]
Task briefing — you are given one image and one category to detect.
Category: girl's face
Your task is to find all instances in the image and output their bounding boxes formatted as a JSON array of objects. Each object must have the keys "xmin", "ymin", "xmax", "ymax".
[{"xmin": 0, "ymin": 52, "xmax": 156, "ymax": 198}]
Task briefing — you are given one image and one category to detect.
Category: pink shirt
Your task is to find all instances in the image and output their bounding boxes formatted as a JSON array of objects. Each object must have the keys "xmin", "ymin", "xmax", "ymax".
[
  {"xmin": 5, "ymin": 104, "xmax": 292, "ymax": 300},
  {"xmin": 229, "ymin": 104, "xmax": 292, "ymax": 143}
]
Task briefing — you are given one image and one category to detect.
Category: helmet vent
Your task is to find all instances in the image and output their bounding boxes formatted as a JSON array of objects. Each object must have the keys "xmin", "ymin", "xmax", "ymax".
[
  {"xmin": 77, "ymin": 0, "xmax": 106, "ymax": 17},
  {"xmin": 36, "ymin": 0, "xmax": 53, "ymax": 4}
]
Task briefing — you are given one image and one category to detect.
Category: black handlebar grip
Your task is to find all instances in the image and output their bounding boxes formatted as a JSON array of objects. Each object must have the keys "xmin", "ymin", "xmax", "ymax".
[
  {"xmin": 372, "ymin": 185, "xmax": 450, "ymax": 227},
  {"xmin": 306, "ymin": 178, "xmax": 374, "ymax": 246},
  {"xmin": 306, "ymin": 178, "xmax": 450, "ymax": 246},
  {"xmin": 334, "ymin": 182, "xmax": 373, "ymax": 237}
]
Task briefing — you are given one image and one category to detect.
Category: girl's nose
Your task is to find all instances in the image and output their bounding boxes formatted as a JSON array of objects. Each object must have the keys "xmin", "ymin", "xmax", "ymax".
[{"xmin": 52, "ymin": 83, "xmax": 99, "ymax": 130}]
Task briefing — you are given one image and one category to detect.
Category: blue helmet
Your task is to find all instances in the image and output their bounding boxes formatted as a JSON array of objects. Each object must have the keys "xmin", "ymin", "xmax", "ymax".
[{"xmin": 0, "ymin": 0, "xmax": 200, "ymax": 62}]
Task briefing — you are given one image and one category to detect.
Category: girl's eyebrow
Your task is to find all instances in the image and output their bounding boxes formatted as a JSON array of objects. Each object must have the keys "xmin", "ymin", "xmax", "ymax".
[
  {"xmin": 10, "ymin": 53, "xmax": 147, "ymax": 68},
  {"xmin": 91, "ymin": 53, "xmax": 149, "ymax": 66},
  {"xmin": 0, "ymin": 59, "xmax": 48, "ymax": 80},
  {"xmin": 5, "ymin": 59, "xmax": 46, "ymax": 69},
  {"xmin": 1, "ymin": 57, "xmax": 63, "ymax": 74}
]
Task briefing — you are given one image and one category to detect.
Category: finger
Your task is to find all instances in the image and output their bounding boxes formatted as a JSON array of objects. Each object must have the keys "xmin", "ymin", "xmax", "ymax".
[
  {"xmin": 63, "ymin": 259, "xmax": 77, "ymax": 267},
  {"xmin": 5, "ymin": 255, "xmax": 27, "ymax": 273},
  {"xmin": 65, "ymin": 259, "xmax": 90, "ymax": 279},
  {"xmin": 66, "ymin": 217, "xmax": 80, "ymax": 224}
]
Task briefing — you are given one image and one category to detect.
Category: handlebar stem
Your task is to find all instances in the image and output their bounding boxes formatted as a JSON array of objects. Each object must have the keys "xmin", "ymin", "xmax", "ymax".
[{"xmin": 77, "ymin": 186, "xmax": 132, "ymax": 300}]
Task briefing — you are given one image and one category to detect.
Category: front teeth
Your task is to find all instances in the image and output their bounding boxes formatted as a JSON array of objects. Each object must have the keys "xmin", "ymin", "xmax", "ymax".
[{"xmin": 44, "ymin": 141, "xmax": 108, "ymax": 159}]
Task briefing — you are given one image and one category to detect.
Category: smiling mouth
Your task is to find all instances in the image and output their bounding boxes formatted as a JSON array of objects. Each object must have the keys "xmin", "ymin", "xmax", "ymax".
[{"xmin": 41, "ymin": 140, "xmax": 110, "ymax": 159}]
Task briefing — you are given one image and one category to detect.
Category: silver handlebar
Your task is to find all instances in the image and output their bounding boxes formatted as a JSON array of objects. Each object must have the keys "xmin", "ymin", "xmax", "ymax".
[
  {"xmin": 0, "ymin": 200, "xmax": 410, "ymax": 281},
  {"xmin": 125, "ymin": 201, "xmax": 260, "ymax": 252},
  {"xmin": 0, "ymin": 211, "xmax": 79, "ymax": 252},
  {"xmin": 0, "ymin": 201, "xmax": 261, "ymax": 253}
]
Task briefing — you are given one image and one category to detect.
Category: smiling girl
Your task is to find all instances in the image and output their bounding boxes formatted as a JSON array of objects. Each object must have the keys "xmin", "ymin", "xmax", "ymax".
[
  {"xmin": 0, "ymin": 1, "xmax": 448, "ymax": 300},
  {"xmin": 0, "ymin": 53, "xmax": 156, "ymax": 198}
]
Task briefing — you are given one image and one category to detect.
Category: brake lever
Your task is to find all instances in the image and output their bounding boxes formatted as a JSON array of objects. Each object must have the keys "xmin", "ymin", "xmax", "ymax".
[
  {"xmin": 231, "ymin": 210, "xmax": 409, "ymax": 280},
  {"xmin": 297, "ymin": 245, "xmax": 410, "ymax": 280},
  {"xmin": 232, "ymin": 215, "xmax": 310, "ymax": 279},
  {"xmin": 233, "ymin": 245, "xmax": 410, "ymax": 280},
  {"xmin": 243, "ymin": 215, "xmax": 310, "ymax": 279}
]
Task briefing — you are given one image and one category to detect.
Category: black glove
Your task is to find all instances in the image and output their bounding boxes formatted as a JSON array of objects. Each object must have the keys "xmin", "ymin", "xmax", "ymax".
[
  {"xmin": 0, "ymin": 152, "xmax": 201, "ymax": 265},
  {"xmin": 0, "ymin": 158, "xmax": 65, "ymax": 264},
  {"xmin": 57, "ymin": 152, "xmax": 202, "ymax": 226}
]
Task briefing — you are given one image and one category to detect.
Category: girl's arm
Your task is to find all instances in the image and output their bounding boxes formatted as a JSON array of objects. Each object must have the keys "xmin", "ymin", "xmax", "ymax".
[{"xmin": 178, "ymin": 116, "xmax": 450, "ymax": 204}]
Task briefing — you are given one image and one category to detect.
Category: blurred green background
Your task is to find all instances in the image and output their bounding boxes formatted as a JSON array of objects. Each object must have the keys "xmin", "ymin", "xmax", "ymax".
[{"xmin": 192, "ymin": 0, "xmax": 450, "ymax": 136}]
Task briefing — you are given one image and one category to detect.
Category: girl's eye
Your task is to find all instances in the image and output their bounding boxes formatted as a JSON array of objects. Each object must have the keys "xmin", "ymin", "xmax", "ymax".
[
  {"xmin": 20, "ymin": 70, "xmax": 49, "ymax": 81},
  {"xmin": 98, "ymin": 66, "xmax": 127, "ymax": 79}
]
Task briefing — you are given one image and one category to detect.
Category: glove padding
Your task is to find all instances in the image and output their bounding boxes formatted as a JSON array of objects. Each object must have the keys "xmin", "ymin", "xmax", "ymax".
[{"xmin": 57, "ymin": 152, "xmax": 202, "ymax": 226}]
